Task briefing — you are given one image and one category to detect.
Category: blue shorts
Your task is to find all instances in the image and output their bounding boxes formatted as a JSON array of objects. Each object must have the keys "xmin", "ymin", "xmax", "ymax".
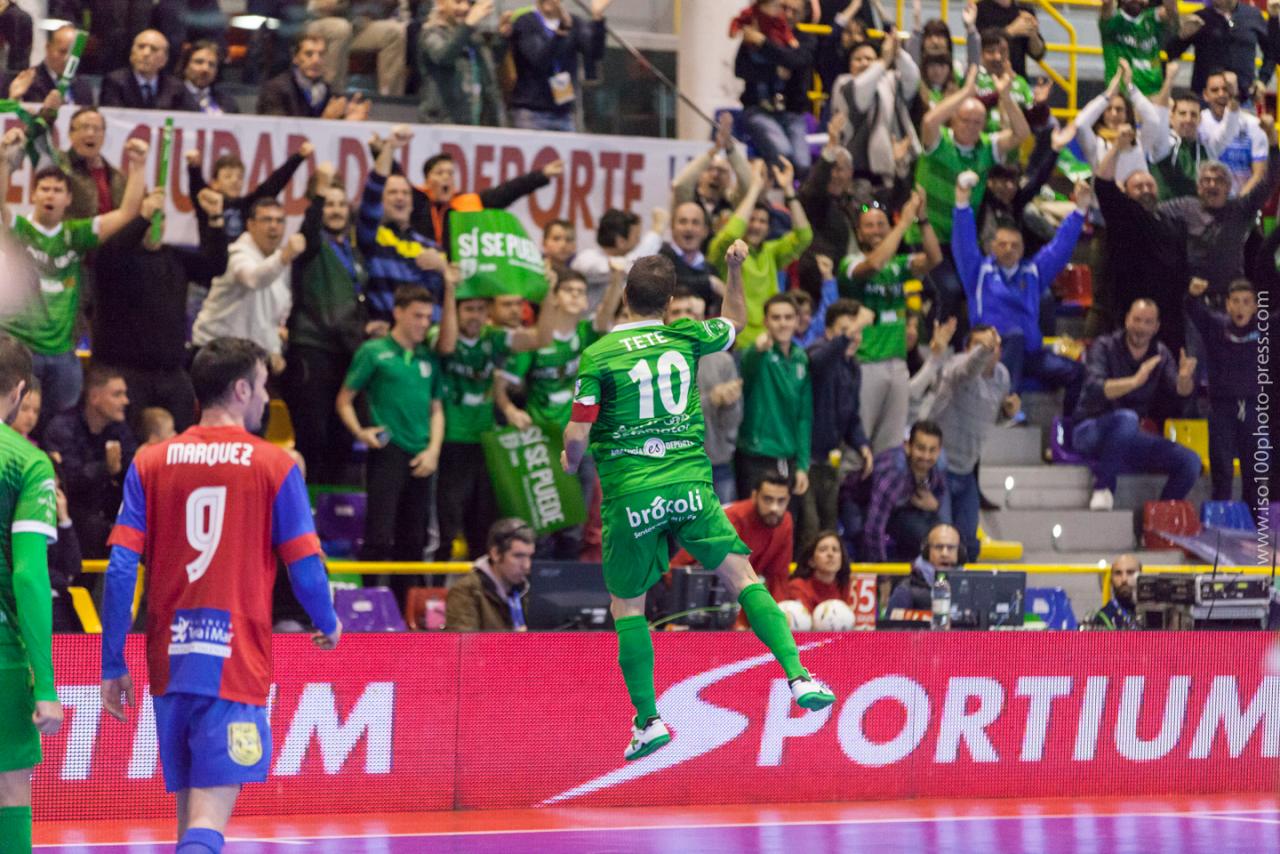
[{"xmin": 153, "ymin": 692, "xmax": 271, "ymax": 793}]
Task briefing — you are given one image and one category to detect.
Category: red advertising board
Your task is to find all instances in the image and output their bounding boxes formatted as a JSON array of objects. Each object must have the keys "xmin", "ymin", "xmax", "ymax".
[{"xmin": 34, "ymin": 632, "xmax": 1279, "ymax": 820}]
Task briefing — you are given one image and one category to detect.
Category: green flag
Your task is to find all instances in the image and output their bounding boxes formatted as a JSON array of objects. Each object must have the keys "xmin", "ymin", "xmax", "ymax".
[
  {"xmin": 449, "ymin": 209, "xmax": 548, "ymax": 301},
  {"xmin": 481, "ymin": 423, "xmax": 585, "ymax": 536}
]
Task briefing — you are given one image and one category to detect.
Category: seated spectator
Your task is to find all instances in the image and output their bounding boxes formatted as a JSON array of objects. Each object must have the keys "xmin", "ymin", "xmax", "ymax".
[
  {"xmin": 418, "ymin": 0, "xmax": 506, "ymax": 125},
  {"xmin": 5, "ymin": 24, "xmax": 94, "ymax": 107},
  {"xmin": 671, "ymin": 114, "xmax": 754, "ymax": 229},
  {"xmin": 1072, "ymin": 299, "xmax": 1201, "ymax": 510},
  {"xmin": 193, "ymin": 198, "xmax": 304, "ymax": 374},
  {"xmin": 573, "ymin": 208, "xmax": 666, "ymax": 309},
  {"xmin": 710, "ymin": 158, "xmax": 813, "ymax": 347},
  {"xmin": 975, "ymin": 0, "xmax": 1045, "ymax": 79},
  {"xmin": 10, "ymin": 376, "xmax": 39, "ymax": 440},
  {"xmin": 667, "ymin": 290, "xmax": 742, "ymax": 504},
  {"xmin": 841, "ymin": 189, "xmax": 942, "ymax": 454},
  {"xmin": 284, "ymin": 161, "xmax": 368, "ymax": 486},
  {"xmin": 660, "ymin": 203, "xmax": 725, "ymax": 316},
  {"xmin": 861, "ymin": 420, "xmax": 950, "ymax": 562},
  {"xmin": 0, "ymin": 131, "xmax": 146, "ymax": 424},
  {"xmin": 445, "ymin": 518, "xmax": 536, "ymax": 631},
  {"xmin": 307, "ymin": 0, "xmax": 408, "ymax": 96},
  {"xmin": 797, "ymin": 120, "xmax": 854, "ymax": 302},
  {"xmin": 177, "ymin": 39, "xmax": 240, "ymax": 114},
  {"xmin": 93, "ymin": 185, "xmax": 228, "ymax": 436},
  {"xmin": 786, "ymin": 530, "xmax": 853, "ymax": 612},
  {"xmin": 543, "ymin": 220, "xmax": 577, "ymax": 269},
  {"xmin": 916, "ymin": 65, "xmax": 1029, "ymax": 334},
  {"xmin": 1149, "ymin": 88, "xmax": 1207, "ymax": 200},
  {"xmin": 45, "ymin": 366, "xmax": 136, "ymax": 558},
  {"xmin": 357, "ymin": 126, "xmax": 448, "ymax": 323},
  {"xmin": 733, "ymin": 0, "xmax": 815, "ymax": 176},
  {"xmin": 830, "ymin": 31, "xmax": 920, "ymax": 199},
  {"xmin": 1059, "ymin": 61, "xmax": 1163, "ymax": 185},
  {"xmin": 1084, "ymin": 553, "xmax": 1142, "ymax": 629},
  {"xmin": 405, "ymin": 150, "xmax": 561, "ymax": 260},
  {"xmin": 337, "ymin": 284, "xmax": 447, "ymax": 603},
  {"xmin": 257, "ymin": 32, "xmax": 367, "ymax": 119},
  {"xmin": 804, "ymin": 297, "xmax": 873, "ymax": 544},
  {"xmin": 152, "ymin": 1, "xmax": 229, "ymax": 73},
  {"xmin": 1200, "ymin": 70, "xmax": 1269, "ymax": 197},
  {"xmin": 1098, "ymin": 0, "xmax": 1177, "ymax": 97},
  {"xmin": 885, "ymin": 522, "xmax": 963, "ymax": 611},
  {"xmin": 139, "ymin": 407, "xmax": 175, "ymax": 446},
  {"xmin": 672, "ymin": 473, "xmax": 794, "ymax": 600},
  {"xmin": 906, "ymin": 313, "xmax": 957, "ymax": 423},
  {"xmin": 99, "ymin": 30, "xmax": 196, "ymax": 111},
  {"xmin": 508, "ymin": 0, "xmax": 610, "ymax": 132},
  {"xmin": 64, "ymin": 108, "xmax": 123, "ymax": 220},
  {"xmin": 186, "ymin": 142, "xmax": 311, "ymax": 243},
  {"xmin": 952, "ymin": 172, "xmax": 1088, "ymax": 413},
  {"xmin": 736, "ymin": 294, "xmax": 813, "ymax": 503},
  {"xmin": 928, "ymin": 325, "xmax": 1017, "ymax": 560},
  {"xmin": 1187, "ymin": 277, "xmax": 1261, "ymax": 516}
]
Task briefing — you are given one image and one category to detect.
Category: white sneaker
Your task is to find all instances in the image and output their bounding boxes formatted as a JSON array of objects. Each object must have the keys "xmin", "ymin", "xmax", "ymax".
[
  {"xmin": 789, "ymin": 674, "xmax": 836, "ymax": 711},
  {"xmin": 1089, "ymin": 488, "xmax": 1114, "ymax": 511},
  {"xmin": 624, "ymin": 717, "xmax": 671, "ymax": 761}
]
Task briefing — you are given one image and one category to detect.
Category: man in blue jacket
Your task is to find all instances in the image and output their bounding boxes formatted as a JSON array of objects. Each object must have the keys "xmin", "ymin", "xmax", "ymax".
[{"xmin": 951, "ymin": 171, "xmax": 1088, "ymax": 414}]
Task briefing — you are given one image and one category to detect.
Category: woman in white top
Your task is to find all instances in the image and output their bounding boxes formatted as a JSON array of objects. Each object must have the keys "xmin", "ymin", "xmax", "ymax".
[{"xmin": 1060, "ymin": 59, "xmax": 1162, "ymax": 185}]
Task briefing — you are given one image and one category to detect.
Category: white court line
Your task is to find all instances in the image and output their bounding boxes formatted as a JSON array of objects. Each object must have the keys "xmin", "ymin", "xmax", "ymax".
[{"xmin": 32, "ymin": 807, "xmax": 1280, "ymax": 848}]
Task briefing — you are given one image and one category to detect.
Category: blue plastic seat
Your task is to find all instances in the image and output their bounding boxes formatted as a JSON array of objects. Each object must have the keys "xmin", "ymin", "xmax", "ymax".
[{"xmin": 1200, "ymin": 500, "xmax": 1257, "ymax": 532}]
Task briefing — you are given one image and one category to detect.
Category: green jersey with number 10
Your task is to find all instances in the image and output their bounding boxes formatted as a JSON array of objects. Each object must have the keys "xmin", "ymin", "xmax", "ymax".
[{"xmin": 573, "ymin": 317, "xmax": 736, "ymax": 499}]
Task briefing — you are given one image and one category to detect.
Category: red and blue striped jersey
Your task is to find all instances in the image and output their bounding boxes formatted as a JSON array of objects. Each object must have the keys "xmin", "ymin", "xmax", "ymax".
[{"xmin": 108, "ymin": 425, "xmax": 322, "ymax": 705}]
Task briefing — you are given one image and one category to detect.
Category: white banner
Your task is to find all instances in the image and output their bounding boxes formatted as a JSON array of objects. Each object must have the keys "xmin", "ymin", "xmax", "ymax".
[{"xmin": 2, "ymin": 108, "xmax": 706, "ymax": 245}]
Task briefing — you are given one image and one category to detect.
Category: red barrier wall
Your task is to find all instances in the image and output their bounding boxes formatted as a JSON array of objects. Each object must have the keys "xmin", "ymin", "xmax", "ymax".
[{"xmin": 35, "ymin": 632, "xmax": 1279, "ymax": 820}]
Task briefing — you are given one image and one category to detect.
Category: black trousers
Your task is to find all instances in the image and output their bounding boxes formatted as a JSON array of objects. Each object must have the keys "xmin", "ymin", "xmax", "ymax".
[
  {"xmin": 361, "ymin": 444, "xmax": 437, "ymax": 607},
  {"xmin": 434, "ymin": 442, "xmax": 497, "ymax": 561},
  {"xmin": 887, "ymin": 506, "xmax": 940, "ymax": 561},
  {"xmin": 282, "ymin": 345, "xmax": 353, "ymax": 485},
  {"xmin": 108, "ymin": 364, "xmax": 197, "ymax": 439}
]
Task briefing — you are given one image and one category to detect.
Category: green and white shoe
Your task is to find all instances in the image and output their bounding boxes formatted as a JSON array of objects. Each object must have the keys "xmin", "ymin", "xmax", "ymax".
[
  {"xmin": 789, "ymin": 674, "xmax": 836, "ymax": 710},
  {"xmin": 624, "ymin": 717, "xmax": 672, "ymax": 761}
]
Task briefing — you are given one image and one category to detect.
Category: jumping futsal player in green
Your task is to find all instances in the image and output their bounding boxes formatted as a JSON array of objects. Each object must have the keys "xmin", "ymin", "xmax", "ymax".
[
  {"xmin": 0, "ymin": 336, "xmax": 63, "ymax": 853},
  {"xmin": 562, "ymin": 239, "xmax": 835, "ymax": 761}
]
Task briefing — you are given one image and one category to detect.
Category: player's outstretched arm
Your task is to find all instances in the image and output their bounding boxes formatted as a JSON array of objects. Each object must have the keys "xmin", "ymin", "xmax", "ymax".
[
  {"xmin": 100, "ymin": 543, "xmax": 139, "ymax": 721},
  {"xmin": 721, "ymin": 238, "xmax": 749, "ymax": 333}
]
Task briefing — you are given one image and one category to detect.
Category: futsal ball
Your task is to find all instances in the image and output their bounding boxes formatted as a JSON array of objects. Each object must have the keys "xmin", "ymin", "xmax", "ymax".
[
  {"xmin": 812, "ymin": 599, "xmax": 856, "ymax": 631},
  {"xmin": 777, "ymin": 600, "xmax": 813, "ymax": 631}
]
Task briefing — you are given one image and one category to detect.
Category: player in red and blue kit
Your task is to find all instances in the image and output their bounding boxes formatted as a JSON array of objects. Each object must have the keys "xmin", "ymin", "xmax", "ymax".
[{"xmin": 100, "ymin": 338, "xmax": 341, "ymax": 854}]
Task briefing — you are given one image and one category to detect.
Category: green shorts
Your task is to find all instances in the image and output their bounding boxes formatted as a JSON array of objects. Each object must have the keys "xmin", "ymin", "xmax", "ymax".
[
  {"xmin": 0, "ymin": 666, "xmax": 40, "ymax": 773},
  {"xmin": 600, "ymin": 483, "xmax": 749, "ymax": 599}
]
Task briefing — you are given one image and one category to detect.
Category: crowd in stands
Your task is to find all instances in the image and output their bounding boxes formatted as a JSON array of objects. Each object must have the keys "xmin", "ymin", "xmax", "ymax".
[{"xmin": 0, "ymin": 0, "xmax": 1271, "ymax": 633}]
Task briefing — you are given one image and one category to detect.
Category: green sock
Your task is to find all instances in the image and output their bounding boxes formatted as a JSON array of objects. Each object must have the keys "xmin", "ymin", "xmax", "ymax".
[
  {"xmin": 0, "ymin": 805, "xmax": 32, "ymax": 854},
  {"xmin": 739, "ymin": 583, "xmax": 806, "ymax": 681},
  {"xmin": 615, "ymin": 614, "xmax": 658, "ymax": 727}
]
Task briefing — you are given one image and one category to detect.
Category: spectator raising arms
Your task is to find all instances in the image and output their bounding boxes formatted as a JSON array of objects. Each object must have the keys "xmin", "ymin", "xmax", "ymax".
[
  {"xmin": 0, "ymin": 130, "xmax": 148, "ymax": 423},
  {"xmin": 830, "ymin": 29, "xmax": 920, "ymax": 198},
  {"xmin": 709, "ymin": 158, "xmax": 813, "ymax": 347},
  {"xmin": 418, "ymin": 0, "xmax": 507, "ymax": 126},
  {"xmin": 1098, "ymin": 0, "xmax": 1178, "ymax": 96},
  {"xmin": 1059, "ymin": 59, "xmax": 1163, "ymax": 185},
  {"xmin": 671, "ymin": 113, "xmax": 755, "ymax": 230},
  {"xmin": 507, "ymin": 0, "xmax": 610, "ymax": 132},
  {"xmin": 974, "ymin": 0, "xmax": 1045, "ymax": 79}
]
